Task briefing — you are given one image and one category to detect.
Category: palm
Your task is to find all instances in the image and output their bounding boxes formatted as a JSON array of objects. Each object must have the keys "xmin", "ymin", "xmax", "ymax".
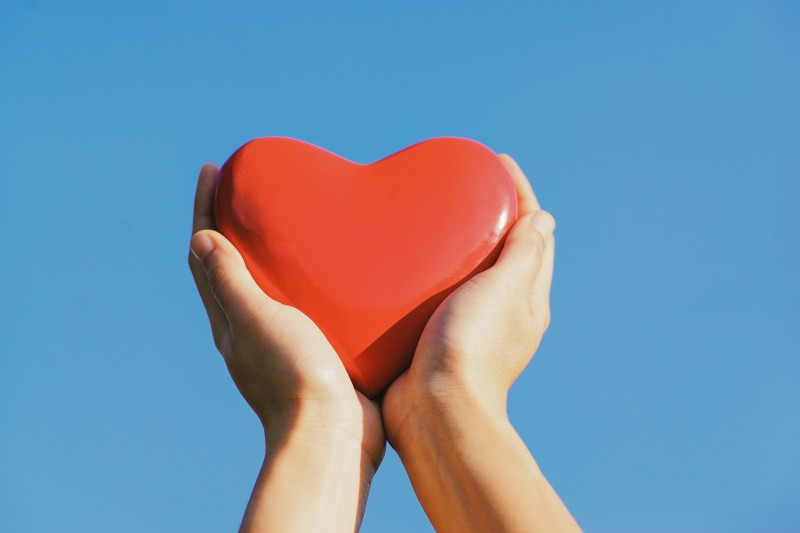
[{"xmin": 381, "ymin": 271, "xmax": 505, "ymax": 442}]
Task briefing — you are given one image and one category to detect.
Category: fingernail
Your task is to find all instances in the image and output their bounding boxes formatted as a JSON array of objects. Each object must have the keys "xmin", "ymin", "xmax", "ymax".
[
  {"xmin": 530, "ymin": 211, "xmax": 555, "ymax": 238},
  {"xmin": 190, "ymin": 232, "xmax": 215, "ymax": 261}
]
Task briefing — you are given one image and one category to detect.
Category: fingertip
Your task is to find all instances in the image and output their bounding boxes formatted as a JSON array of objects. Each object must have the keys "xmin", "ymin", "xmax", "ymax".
[
  {"xmin": 497, "ymin": 154, "xmax": 523, "ymax": 181},
  {"xmin": 192, "ymin": 163, "xmax": 221, "ymax": 233},
  {"xmin": 497, "ymin": 154, "xmax": 541, "ymax": 215},
  {"xmin": 497, "ymin": 153, "xmax": 519, "ymax": 170},
  {"xmin": 200, "ymin": 162, "xmax": 220, "ymax": 177},
  {"xmin": 197, "ymin": 163, "xmax": 220, "ymax": 192}
]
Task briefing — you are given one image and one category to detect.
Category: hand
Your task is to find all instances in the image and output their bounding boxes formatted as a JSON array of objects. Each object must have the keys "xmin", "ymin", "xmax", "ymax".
[
  {"xmin": 188, "ymin": 164, "xmax": 385, "ymax": 531},
  {"xmin": 381, "ymin": 156, "xmax": 578, "ymax": 533},
  {"xmin": 383, "ymin": 154, "xmax": 555, "ymax": 438}
]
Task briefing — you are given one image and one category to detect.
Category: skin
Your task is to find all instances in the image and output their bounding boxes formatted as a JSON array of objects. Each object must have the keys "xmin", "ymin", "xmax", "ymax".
[
  {"xmin": 188, "ymin": 156, "xmax": 581, "ymax": 532},
  {"xmin": 382, "ymin": 154, "xmax": 581, "ymax": 532},
  {"xmin": 189, "ymin": 164, "xmax": 385, "ymax": 532}
]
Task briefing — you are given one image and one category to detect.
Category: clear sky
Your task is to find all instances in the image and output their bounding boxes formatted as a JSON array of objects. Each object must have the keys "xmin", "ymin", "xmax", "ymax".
[{"xmin": 1, "ymin": 1, "xmax": 798, "ymax": 532}]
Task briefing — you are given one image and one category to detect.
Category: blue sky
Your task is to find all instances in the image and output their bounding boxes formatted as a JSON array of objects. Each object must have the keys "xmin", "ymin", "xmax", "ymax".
[{"xmin": 1, "ymin": 1, "xmax": 798, "ymax": 531}]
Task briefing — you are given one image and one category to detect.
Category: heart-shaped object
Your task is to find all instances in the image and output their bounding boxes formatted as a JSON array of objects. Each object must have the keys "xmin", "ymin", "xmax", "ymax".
[{"xmin": 215, "ymin": 137, "xmax": 517, "ymax": 397}]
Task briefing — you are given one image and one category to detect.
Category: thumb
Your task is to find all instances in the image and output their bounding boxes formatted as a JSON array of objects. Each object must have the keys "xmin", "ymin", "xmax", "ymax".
[
  {"xmin": 190, "ymin": 230, "xmax": 280, "ymax": 327},
  {"xmin": 491, "ymin": 210, "xmax": 555, "ymax": 290}
]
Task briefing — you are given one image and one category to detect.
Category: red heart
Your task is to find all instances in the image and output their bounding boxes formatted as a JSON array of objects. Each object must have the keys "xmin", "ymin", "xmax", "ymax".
[{"xmin": 215, "ymin": 137, "xmax": 517, "ymax": 397}]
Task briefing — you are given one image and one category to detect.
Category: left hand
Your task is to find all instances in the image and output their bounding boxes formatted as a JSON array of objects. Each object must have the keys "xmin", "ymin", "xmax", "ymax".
[{"xmin": 382, "ymin": 154, "xmax": 555, "ymax": 448}]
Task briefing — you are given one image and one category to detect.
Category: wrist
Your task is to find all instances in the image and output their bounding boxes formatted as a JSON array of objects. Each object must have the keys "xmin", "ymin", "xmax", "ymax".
[
  {"xmin": 386, "ymin": 377, "xmax": 581, "ymax": 533},
  {"xmin": 261, "ymin": 396, "xmax": 363, "ymax": 453},
  {"xmin": 387, "ymin": 372, "xmax": 509, "ymax": 458},
  {"xmin": 243, "ymin": 399, "xmax": 381, "ymax": 533}
]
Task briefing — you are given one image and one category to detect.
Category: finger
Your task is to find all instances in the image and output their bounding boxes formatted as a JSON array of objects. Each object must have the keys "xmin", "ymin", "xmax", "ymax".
[
  {"xmin": 498, "ymin": 154, "xmax": 540, "ymax": 216},
  {"xmin": 193, "ymin": 163, "xmax": 220, "ymax": 234},
  {"xmin": 190, "ymin": 229, "xmax": 281, "ymax": 331},
  {"xmin": 189, "ymin": 164, "xmax": 228, "ymax": 347},
  {"xmin": 189, "ymin": 242, "xmax": 230, "ymax": 349},
  {"xmin": 530, "ymin": 233, "xmax": 555, "ymax": 329},
  {"xmin": 491, "ymin": 210, "xmax": 555, "ymax": 292}
]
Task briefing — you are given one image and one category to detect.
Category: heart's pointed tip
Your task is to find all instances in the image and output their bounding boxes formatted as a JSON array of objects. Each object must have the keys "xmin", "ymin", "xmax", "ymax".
[{"xmin": 351, "ymin": 375, "xmax": 383, "ymax": 399}]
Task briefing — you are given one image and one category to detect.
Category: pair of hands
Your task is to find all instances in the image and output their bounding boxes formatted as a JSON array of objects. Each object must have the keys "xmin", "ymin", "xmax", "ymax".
[{"xmin": 188, "ymin": 155, "xmax": 558, "ymax": 531}]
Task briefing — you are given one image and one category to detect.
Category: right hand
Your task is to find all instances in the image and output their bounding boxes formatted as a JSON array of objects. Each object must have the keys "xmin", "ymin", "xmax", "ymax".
[{"xmin": 382, "ymin": 154, "xmax": 555, "ymax": 447}]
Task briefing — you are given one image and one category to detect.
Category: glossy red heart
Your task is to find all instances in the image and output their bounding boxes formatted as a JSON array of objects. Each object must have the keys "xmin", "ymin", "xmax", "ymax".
[{"xmin": 215, "ymin": 137, "xmax": 517, "ymax": 397}]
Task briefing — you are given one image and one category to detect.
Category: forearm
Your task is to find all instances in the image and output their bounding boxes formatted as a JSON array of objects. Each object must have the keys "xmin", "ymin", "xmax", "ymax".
[
  {"xmin": 240, "ymin": 414, "xmax": 377, "ymax": 533},
  {"xmin": 394, "ymin": 386, "xmax": 581, "ymax": 533}
]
